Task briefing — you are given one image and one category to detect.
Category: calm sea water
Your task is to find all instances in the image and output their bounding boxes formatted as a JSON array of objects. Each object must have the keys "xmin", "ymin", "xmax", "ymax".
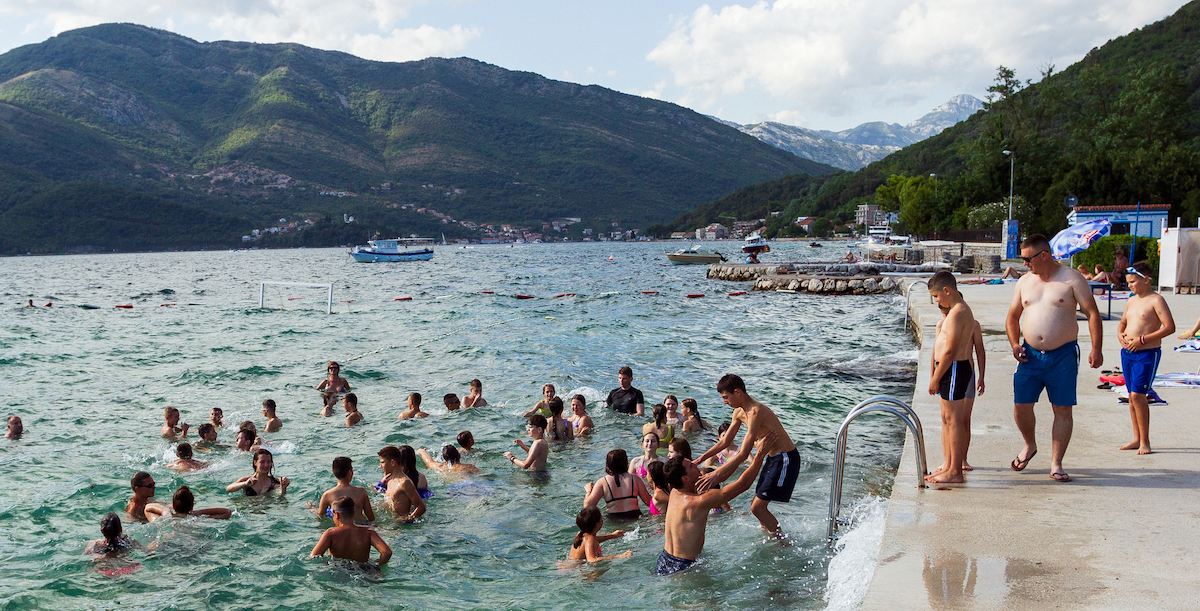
[{"xmin": 0, "ymin": 241, "xmax": 915, "ymax": 610}]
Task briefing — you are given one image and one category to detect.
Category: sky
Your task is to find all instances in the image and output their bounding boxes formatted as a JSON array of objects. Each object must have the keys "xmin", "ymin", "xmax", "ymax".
[{"xmin": 0, "ymin": 0, "xmax": 1189, "ymax": 131}]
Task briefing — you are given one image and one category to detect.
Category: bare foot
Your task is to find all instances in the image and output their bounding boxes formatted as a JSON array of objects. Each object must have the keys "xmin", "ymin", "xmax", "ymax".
[
  {"xmin": 962, "ymin": 462, "xmax": 973, "ymax": 471},
  {"xmin": 925, "ymin": 471, "xmax": 965, "ymax": 484},
  {"xmin": 1137, "ymin": 446, "xmax": 1152, "ymax": 455},
  {"xmin": 929, "ymin": 463, "xmax": 947, "ymax": 475},
  {"xmin": 1119, "ymin": 441, "xmax": 1140, "ymax": 450}
]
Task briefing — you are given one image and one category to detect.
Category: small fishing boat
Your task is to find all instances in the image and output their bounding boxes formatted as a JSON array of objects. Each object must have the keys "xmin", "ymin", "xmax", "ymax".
[
  {"xmin": 742, "ymin": 233, "xmax": 771, "ymax": 254},
  {"xmin": 666, "ymin": 245, "xmax": 725, "ymax": 265},
  {"xmin": 808, "ymin": 242, "xmax": 823, "ymax": 247},
  {"xmin": 350, "ymin": 237, "xmax": 435, "ymax": 262}
]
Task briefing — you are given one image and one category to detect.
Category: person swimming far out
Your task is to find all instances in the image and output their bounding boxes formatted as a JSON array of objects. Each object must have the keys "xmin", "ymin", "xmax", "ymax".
[
  {"xmin": 226, "ymin": 449, "xmax": 290, "ymax": 496},
  {"xmin": 167, "ymin": 442, "xmax": 210, "ymax": 472},
  {"xmin": 584, "ymin": 448, "xmax": 652, "ymax": 519},
  {"xmin": 317, "ymin": 361, "xmax": 350, "ymax": 416},
  {"xmin": 343, "ymin": 393, "xmax": 363, "ymax": 426},
  {"xmin": 6, "ymin": 415, "xmax": 22, "ymax": 439},
  {"xmin": 262, "ymin": 399, "xmax": 282, "ymax": 432},
  {"xmin": 463, "ymin": 379, "xmax": 488, "ymax": 408}
]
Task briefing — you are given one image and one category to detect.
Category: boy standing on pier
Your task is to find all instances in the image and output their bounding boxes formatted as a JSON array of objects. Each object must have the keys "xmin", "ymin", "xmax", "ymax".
[
  {"xmin": 1117, "ymin": 261, "xmax": 1175, "ymax": 455},
  {"xmin": 926, "ymin": 271, "xmax": 976, "ymax": 484}
]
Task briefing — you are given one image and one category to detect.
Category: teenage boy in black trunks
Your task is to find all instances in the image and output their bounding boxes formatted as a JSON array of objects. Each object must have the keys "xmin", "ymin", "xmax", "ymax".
[
  {"xmin": 695, "ymin": 374, "xmax": 798, "ymax": 537},
  {"xmin": 925, "ymin": 270, "xmax": 976, "ymax": 484}
]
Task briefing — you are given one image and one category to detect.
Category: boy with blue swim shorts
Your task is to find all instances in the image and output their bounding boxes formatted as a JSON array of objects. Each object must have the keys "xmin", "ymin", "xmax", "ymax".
[{"xmin": 1116, "ymin": 261, "xmax": 1175, "ymax": 455}]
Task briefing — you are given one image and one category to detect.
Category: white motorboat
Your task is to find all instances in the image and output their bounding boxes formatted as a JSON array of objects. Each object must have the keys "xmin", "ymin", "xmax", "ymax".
[
  {"xmin": 349, "ymin": 237, "xmax": 435, "ymax": 262},
  {"xmin": 666, "ymin": 245, "xmax": 726, "ymax": 264}
]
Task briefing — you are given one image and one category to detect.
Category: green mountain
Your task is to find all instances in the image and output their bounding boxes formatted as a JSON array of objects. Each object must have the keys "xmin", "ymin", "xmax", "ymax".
[
  {"xmin": 0, "ymin": 23, "xmax": 834, "ymax": 254},
  {"xmin": 680, "ymin": 1, "xmax": 1200, "ymax": 238}
]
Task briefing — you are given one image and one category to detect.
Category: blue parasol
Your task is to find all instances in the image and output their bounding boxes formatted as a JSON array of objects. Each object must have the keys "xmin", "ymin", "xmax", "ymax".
[{"xmin": 1050, "ymin": 219, "xmax": 1111, "ymax": 260}]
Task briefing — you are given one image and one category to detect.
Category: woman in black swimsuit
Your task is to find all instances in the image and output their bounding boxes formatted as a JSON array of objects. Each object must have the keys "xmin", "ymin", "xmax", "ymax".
[
  {"xmin": 226, "ymin": 449, "xmax": 290, "ymax": 496},
  {"xmin": 582, "ymin": 449, "xmax": 651, "ymax": 520}
]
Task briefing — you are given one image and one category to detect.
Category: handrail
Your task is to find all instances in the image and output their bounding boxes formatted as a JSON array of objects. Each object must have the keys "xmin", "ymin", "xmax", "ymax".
[
  {"xmin": 902, "ymin": 280, "xmax": 930, "ymax": 331},
  {"xmin": 828, "ymin": 396, "xmax": 927, "ymax": 541}
]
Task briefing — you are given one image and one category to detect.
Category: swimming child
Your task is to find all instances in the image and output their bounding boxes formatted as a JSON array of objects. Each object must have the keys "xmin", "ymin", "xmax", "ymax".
[
  {"xmin": 641, "ymin": 404, "xmax": 675, "ymax": 454},
  {"xmin": 376, "ymin": 446, "xmax": 426, "ymax": 522},
  {"xmin": 86, "ymin": 512, "xmax": 139, "ymax": 555},
  {"xmin": 1118, "ymin": 261, "xmax": 1176, "ymax": 455},
  {"xmin": 317, "ymin": 361, "xmax": 350, "ymax": 416},
  {"xmin": 196, "ymin": 423, "xmax": 218, "ymax": 446},
  {"xmin": 923, "ymin": 272, "xmax": 976, "ymax": 484},
  {"xmin": 695, "ymin": 374, "xmax": 798, "ymax": 537},
  {"xmin": 655, "ymin": 433, "xmax": 772, "ymax": 575},
  {"xmin": 679, "ymin": 398, "xmax": 710, "ymax": 433},
  {"xmin": 524, "ymin": 383, "xmax": 556, "ymax": 418},
  {"xmin": 463, "ymin": 378, "xmax": 488, "ymax": 408},
  {"xmin": 584, "ymin": 448, "xmax": 651, "ymax": 519},
  {"xmin": 6, "ymin": 415, "xmax": 22, "ymax": 439},
  {"xmin": 418, "ymin": 445, "xmax": 482, "ymax": 475},
  {"xmin": 226, "ymin": 449, "xmax": 290, "ymax": 496},
  {"xmin": 399, "ymin": 392, "xmax": 428, "ymax": 419},
  {"xmin": 343, "ymin": 393, "xmax": 363, "ymax": 426},
  {"xmin": 167, "ymin": 443, "xmax": 210, "ymax": 472},
  {"xmin": 667, "ymin": 438, "xmax": 692, "ymax": 461},
  {"xmin": 162, "ymin": 407, "xmax": 189, "ymax": 440},
  {"xmin": 310, "ymin": 457, "xmax": 375, "ymax": 523},
  {"xmin": 444, "ymin": 393, "xmax": 461, "ymax": 411},
  {"xmin": 209, "ymin": 407, "xmax": 224, "ymax": 429},
  {"xmin": 504, "ymin": 415, "xmax": 548, "ymax": 471},
  {"xmin": 709, "ymin": 421, "xmax": 739, "ymax": 467},
  {"xmin": 663, "ymin": 395, "xmax": 681, "ymax": 425},
  {"xmin": 546, "ymin": 397, "xmax": 574, "ymax": 441},
  {"xmin": 569, "ymin": 395, "xmax": 594, "ymax": 436},
  {"xmin": 234, "ymin": 428, "xmax": 256, "ymax": 452},
  {"xmin": 263, "ymin": 399, "xmax": 282, "ymax": 432},
  {"xmin": 457, "ymin": 430, "xmax": 475, "ymax": 453},
  {"xmin": 646, "ymin": 461, "xmax": 670, "ymax": 515},
  {"xmin": 126, "ymin": 472, "xmax": 165, "ymax": 521},
  {"xmin": 567, "ymin": 507, "xmax": 632, "ymax": 563},
  {"xmin": 310, "ymin": 497, "xmax": 392, "ymax": 566},
  {"xmin": 145, "ymin": 485, "xmax": 232, "ymax": 521},
  {"xmin": 629, "ymin": 431, "xmax": 664, "ymax": 485}
]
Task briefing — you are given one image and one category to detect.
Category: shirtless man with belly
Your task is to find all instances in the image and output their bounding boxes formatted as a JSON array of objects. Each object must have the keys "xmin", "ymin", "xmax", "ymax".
[{"xmin": 1005, "ymin": 234, "xmax": 1104, "ymax": 482}]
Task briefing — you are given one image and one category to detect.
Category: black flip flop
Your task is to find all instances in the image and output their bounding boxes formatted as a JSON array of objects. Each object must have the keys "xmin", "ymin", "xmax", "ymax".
[{"xmin": 1010, "ymin": 450, "xmax": 1036, "ymax": 471}]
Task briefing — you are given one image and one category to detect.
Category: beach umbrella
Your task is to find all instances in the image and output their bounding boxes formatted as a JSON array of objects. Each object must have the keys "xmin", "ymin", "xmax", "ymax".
[{"xmin": 1050, "ymin": 219, "xmax": 1111, "ymax": 261}]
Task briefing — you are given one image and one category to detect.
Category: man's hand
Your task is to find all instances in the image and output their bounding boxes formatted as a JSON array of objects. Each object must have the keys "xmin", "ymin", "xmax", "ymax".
[
  {"xmin": 1012, "ymin": 344, "xmax": 1027, "ymax": 363},
  {"xmin": 1088, "ymin": 348, "xmax": 1103, "ymax": 369},
  {"xmin": 976, "ymin": 379, "xmax": 985, "ymax": 396},
  {"xmin": 928, "ymin": 380, "xmax": 938, "ymax": 395}
]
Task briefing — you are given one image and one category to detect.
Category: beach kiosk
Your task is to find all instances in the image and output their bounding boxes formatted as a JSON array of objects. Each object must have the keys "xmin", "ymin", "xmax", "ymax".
[
  {"xmin": 1158, "ymin": 219, "xmax": 1200, "ymax": 293},
  {"xmin": 1066, "ymin": 204, "xmax": 1170, "ymax": 238}
]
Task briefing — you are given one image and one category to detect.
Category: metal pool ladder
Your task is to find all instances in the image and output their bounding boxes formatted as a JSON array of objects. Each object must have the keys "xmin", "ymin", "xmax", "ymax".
[
  {"xmin": 901, "ymin": 280, "xmax": 930, "ymax": 331},
  {"xmin": 828, "ymin": 396, "xmax": 928, "ymax": 542}
]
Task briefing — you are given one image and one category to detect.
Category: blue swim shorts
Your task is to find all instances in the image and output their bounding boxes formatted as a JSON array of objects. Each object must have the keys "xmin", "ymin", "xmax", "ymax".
[
  {"xmin": 1121, "ymin": 347, "xmax": 1161, "ymax": 395},
  {"xmin": 653, "ymin": 550, "xmax": 696, "ymax": 576},
  {"xmin": 1013, "ymin": 341, "xmax": 1079, "ymax": 406}
]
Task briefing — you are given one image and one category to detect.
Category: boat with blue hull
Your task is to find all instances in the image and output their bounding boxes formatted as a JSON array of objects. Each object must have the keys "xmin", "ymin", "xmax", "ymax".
[{"xmin": 350, "ymin": 237, "xmax": 435, "ymax": 262}]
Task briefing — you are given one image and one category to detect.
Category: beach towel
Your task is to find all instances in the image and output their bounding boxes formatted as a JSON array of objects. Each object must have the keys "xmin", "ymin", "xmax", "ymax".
[
  {"xmin": 1175, "ymin": 339, "xmax": 1200, "ymax": 353},
  {"xmin": 1154, "ymin": 372, "xmax": 1200, "ymax": 387}
]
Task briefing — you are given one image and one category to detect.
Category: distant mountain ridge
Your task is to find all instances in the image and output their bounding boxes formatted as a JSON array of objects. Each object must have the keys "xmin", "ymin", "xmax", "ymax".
[
  {"xmin": 0, "ymin": 23, "xmax": 835, "ymax": 253},
  {"xmin": 727, "ymin": 94, "xmax": 983, "ymax": 170}
]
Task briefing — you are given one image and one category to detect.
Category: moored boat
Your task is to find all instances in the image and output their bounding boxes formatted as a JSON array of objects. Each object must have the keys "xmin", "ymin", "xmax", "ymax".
[
  {"xmin": 350, "ymin": 237, "xmax": 435, "ymax": 262},
  {"xmin": 666, "ymin": 245, "xmax": 725, "ymax": 265}
]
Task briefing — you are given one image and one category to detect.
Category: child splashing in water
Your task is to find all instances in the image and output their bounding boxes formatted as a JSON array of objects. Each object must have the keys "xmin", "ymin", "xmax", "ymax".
[
  {"xmin": 629, "ymin": 432, "xmax": 664, "ymax": 485},
  {"xmin": 567, "ymin": 507, "xmax": 632, "ymax": 563}
]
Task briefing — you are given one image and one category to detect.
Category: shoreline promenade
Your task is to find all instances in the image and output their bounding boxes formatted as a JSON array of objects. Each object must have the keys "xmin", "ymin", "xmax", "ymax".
[{"xmin": 861, "ymin": 283, "xmax": 1200, "ymax": 610}]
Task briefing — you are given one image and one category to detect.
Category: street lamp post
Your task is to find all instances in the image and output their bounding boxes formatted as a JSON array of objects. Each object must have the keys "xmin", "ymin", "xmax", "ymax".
[
  {"xmin": 929, "ymin": 173, "xmax": 937, "ymax": 200},
  {"xmin": 1002, "ymin": 150, "xmax": 1014, "ymax": 220}
]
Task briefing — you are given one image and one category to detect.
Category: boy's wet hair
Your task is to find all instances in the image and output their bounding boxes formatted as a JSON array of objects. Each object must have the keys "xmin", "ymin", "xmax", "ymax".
[
  {"xmin": 164, "ymin": 406, "xmax": 179, "ymax": 418},
  {"xmin": 605, "ymin": 449, "xmax": 629, "ymax": 476},
  {"xmin": 211, "ymin": 407, "xmax": 223, "ymax": 415},
  {"xmin": 101, "ymin": 512, "xmax": 122, "ymax": 541},
  {"xmin": 262, "ymin": 399, "xmax": 276, "ymax": 413},
  {"xmin": 1021, "ymin": 233, "xmax": 1050, "ymax": 251},
  {"xmin": 457, "ymin": 431, "xmax": 473, "ymax": 447},
  {"xmin": 548, "ymin": 396, "xmax": 565, "ymax": 417},
  {"xmin": 669, "ymin": 438, "xmax": 692, "ymax": 460},
  {"xmin": 469, "ymin": 378, "xmax": 483, "ymax": 390},
  {"xmin": 333, "ymin": 496, "xmax": 355, "ymax": 517},
  {"xmin": 1128, "ymin": 260, "xmax": 1152, "ymax": 278},
  {"xmin": 444, "ymin": 393, "xmax": 459, "ymax": 407},
  {"xmin": 664, "ymin": 456, "xmax": 688, "ymax": 490},
  {"xmin": 716, "ymin": 374, "xmax": 746, "ymax": 394},
  {"xmin": 131, "ymin": 471, "xmax": 152, "ymax": 489},
  {"xmin": 176, "ymin": 442, "xmax": 193, "ymax": 459},
  {"xmin": 618, "ymin": 365, "xmax": 633, "ymax": 377},
  {"xmin": 239, "ymin": 421, "xmax": 257, "ymax": 434},
  {"xmin": 173, "ymin": 485, "xmax": 195, "ymax": 514},
  {"xmin": 647, "ymin": 460, "xmax": 669, "ymax": 491},
  {"xmin": 378, "ymin": 446, "xmax": 401, "ymax": 462},
  {"xmin": 332, "ymin": 456, "xmax": 352, "ymax": 479},
  {"xmin": 409, "ymin": 392, "xmax": 421, "ymax": 408},
  {"xmin": 574, "ymin": 506, "xmax": 602, "ymax": 549},
  {"xmin": 442, "ymin": 445, "xmax": 461, "ymax": 464},
  {"xmin": 197, "ymin": 423, "xmax": 216, "ymax": 438},
  {"xmin": 344, "ymin": 393, "xmax": 358, "ymax": 409},
  {"xmin": 929, "ymin": 270, "xmax": 957, "ymax": 293},
  {"xmin": 528, "ymin": 414, "xmax": 547, "ymax": 431},
  {"xmin": 235, "ymin": 428, "xmax": 255, "ymax": 444}
]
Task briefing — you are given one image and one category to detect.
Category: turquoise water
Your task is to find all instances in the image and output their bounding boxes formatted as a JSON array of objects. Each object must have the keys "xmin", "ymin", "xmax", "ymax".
[{"xmin": 0, "ymin": 242, "xmax": 915, "ymax": 610}]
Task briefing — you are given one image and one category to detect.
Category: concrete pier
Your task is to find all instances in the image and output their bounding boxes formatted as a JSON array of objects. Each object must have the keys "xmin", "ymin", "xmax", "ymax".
[{"xmin": 859, "ymin": 283, "xmax": 1200, "ymax": 610}]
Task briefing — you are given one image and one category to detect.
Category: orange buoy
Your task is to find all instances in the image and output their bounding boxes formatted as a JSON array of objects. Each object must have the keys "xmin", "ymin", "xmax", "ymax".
[
  {"xmin": 394, "ymin": 297, "xmax": 413, "ymax": 301},
  {"xmin": 115, "ymin": 304, "xmax": 133, "ymax": 309},
  {"xmin": 340, "ymin": 300, "xmax": 356, "ymax": 303},
  {"xmin": 514, "ymin": 294, "xmax": 535, "ymax": 300},
  {"xmin": 728, "ymin": 291, "xmax": 747, "ymax": 296},
  {"xmin": 160, "ymin": 303, "xmax": 177, "ymax": 306},
  {"xmin": 686, "ymin": 294, "xmax": 704, "ymax": 298},
  {"xmin": 554, "ymin": 293, "xmax": 576, "ymax": 298},
  {"xmin": 287, "ymin": 297, "xmax": 304, "ymax": 301},
  {"xmin": 477, "ymin": 291, "xmax": 495, "ymax": 294},
  {"xmin": 641, "ymin": 291, "xmax": 659, "ymax": 295}
]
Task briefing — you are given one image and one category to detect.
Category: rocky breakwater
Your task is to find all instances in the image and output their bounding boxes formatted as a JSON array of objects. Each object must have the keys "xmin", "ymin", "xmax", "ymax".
[
  {"xmin": 708, "ymin": 261, "xmax": 943, "ymax": 295},
  {"xmin": 753, "ymin": 274, "xmax": 900, "ymax": 295},
  {"xmin": 706, "ymin": 263, "xmax": 788, "ymax": 281}
]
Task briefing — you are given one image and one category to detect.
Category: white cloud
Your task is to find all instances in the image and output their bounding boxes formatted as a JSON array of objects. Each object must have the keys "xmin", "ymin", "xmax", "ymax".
[
  {"xmin": 0, "ymin": 0, "xmax": 478, "ymax": 61},
  {"xmin": 648, "ymin": 0, "xmax": 1188, "ymax": 124}
]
